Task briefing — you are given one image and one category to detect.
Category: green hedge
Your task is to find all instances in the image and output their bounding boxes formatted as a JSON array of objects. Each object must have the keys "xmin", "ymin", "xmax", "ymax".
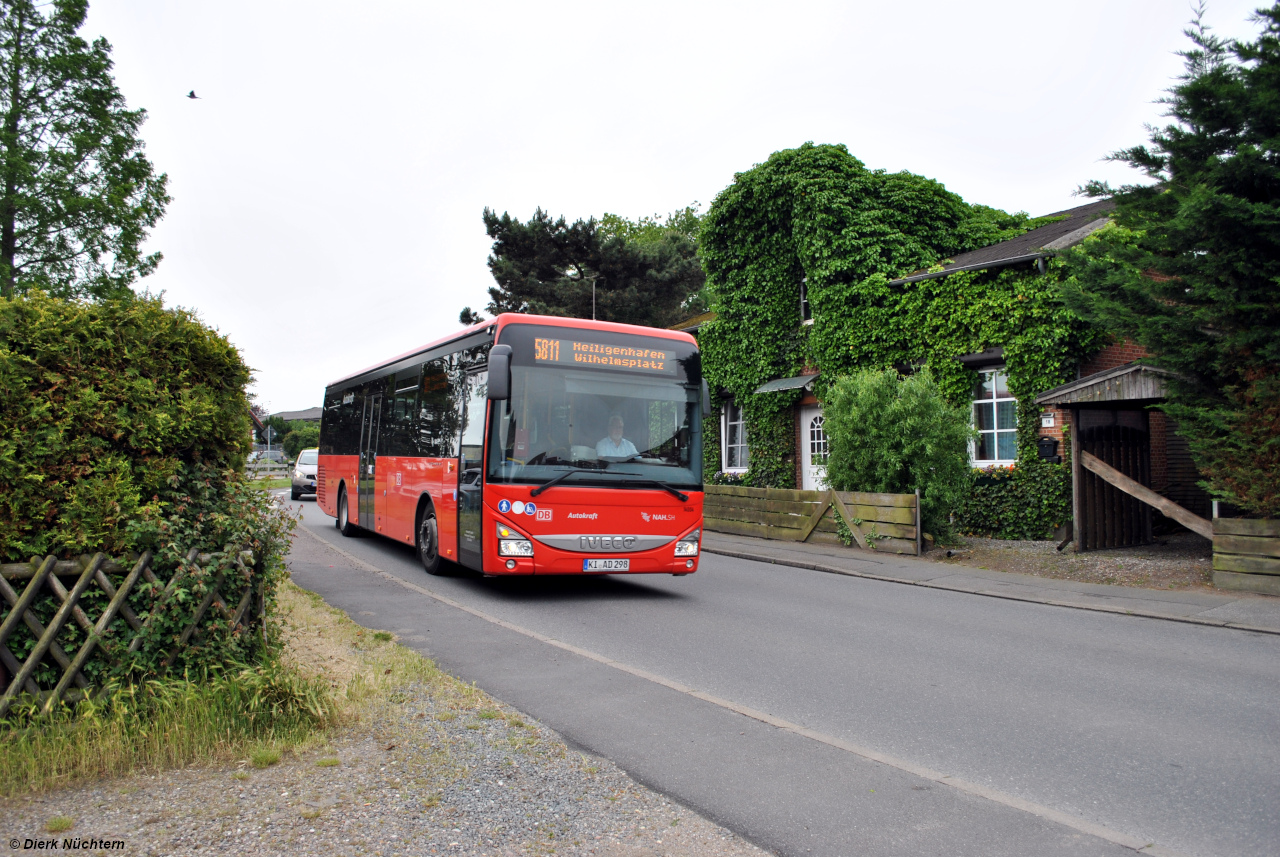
[
  {"xmin": 955, "ymin": 460, "xmax": 1072, "ymax": 540},
  {"xmin": 0, "ymin": 292, "xmax": 252, "ymax": 560},
  {"xmin": 0, "ymin": 293, "xmax": 296, "ymax": 688}
]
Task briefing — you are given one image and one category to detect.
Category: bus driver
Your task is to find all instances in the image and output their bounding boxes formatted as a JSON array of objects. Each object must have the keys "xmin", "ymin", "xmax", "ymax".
[{"xmin": 597, "ymin": 414, "xmax": 638, "ymax": 459}]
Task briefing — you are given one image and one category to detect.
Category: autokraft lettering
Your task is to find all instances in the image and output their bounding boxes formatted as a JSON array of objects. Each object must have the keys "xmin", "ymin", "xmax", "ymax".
[
  {"xmin": 568, "ymin": 512, "xmax": 598, "ymax": 520},
  {"xmin": 640, "ymin": 512, "xmax": 675, "ymax": 522},
  {"xmin": 579, "ymin": 535, "xmax": 637, "ymax": 551}
]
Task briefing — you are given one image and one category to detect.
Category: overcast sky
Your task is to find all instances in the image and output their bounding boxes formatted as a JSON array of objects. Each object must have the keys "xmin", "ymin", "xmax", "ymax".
[{"xmin": 85, "ymin": 0, "xmax": 1263, "ymax": 414}]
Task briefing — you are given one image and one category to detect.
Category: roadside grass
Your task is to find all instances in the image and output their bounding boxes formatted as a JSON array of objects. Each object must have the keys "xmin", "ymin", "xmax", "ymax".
[
  {"xmin": 252, "ymin": 476, "xmax": 292, "ymax": 490},
  {"xmin": 0, "ymin": 582, "xmax": 483, "ymax": 799}
]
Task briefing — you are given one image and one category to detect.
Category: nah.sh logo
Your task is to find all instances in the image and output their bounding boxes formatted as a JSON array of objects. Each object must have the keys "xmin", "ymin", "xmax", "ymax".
[{"xmin": 642, "ymin": 512, "xmax": 675, "ymax": 522}]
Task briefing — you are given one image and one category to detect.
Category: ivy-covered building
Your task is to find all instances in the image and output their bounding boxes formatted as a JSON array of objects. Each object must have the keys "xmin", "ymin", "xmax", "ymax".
[{"xmin": 684, "ymin": 143, "xmax": 1207, "ymax": 540}]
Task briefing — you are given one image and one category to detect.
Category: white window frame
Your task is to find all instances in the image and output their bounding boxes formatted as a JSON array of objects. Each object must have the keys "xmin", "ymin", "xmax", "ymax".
[
  {"xmin": 800, "ymin": 276, "xmax": 813, "ymax": 326},
  {"xmin": 721, "ymin": 401, "xmax": 749, "ymax": 473},
  {"xmin": 971, "ymin": 367, "xmax": 1018, "ymax": 466}
]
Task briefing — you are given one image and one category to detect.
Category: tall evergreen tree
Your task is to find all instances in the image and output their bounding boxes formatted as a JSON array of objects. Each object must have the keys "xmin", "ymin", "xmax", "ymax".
[
  {"xmin": 473, "ymin": 205, "xmax": 705, "ymax": 328},
  {"xmin": 0, "ymin": 0, "xmax": 169, "ymax": 299},
  {"xmin": 1064, "ymin": 3, "xmax": 1280, "ymax": 517}
]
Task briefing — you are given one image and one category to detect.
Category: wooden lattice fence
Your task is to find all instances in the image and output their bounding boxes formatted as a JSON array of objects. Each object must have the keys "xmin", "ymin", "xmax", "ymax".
[{"xmin": 0, "ymin": 549, "xmax": 265, "ymax": 719}]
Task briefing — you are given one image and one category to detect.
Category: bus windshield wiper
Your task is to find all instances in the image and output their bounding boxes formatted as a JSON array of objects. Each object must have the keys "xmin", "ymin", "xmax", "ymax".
[
  {"xmin": 530, "ymin": 467, "xmax": 592, "ymax": 497},
  {"xmin": 624, "ymin": 479, "xmax": 690, "ymax": 502}
]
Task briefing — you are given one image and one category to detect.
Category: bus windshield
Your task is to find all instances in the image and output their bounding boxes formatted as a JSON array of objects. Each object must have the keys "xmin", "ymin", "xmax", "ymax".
[{"xmin": 487, "ymin": 324, "xmax": 702, "ymax": 489}]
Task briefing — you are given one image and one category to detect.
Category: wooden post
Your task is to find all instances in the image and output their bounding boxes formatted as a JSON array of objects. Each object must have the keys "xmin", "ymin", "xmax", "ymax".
[
  {"xmin": 1071, "ymin": 408, "xmax": 1083, "ymax": 551},
  {"xmin": 915, "ymin": 488, "xmax": 922, "ymax": 556}
]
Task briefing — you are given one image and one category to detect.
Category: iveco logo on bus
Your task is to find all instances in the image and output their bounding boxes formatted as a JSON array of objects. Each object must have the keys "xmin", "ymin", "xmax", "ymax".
[{"xmin": 579, "ymin": 535, "xmax": 637, "ymax": 551}]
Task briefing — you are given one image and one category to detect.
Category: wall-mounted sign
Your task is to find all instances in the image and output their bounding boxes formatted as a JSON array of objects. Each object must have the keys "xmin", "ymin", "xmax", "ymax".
[{"xmin": 533, "ymin": 337, "xmax": 676, "ymax": 375}]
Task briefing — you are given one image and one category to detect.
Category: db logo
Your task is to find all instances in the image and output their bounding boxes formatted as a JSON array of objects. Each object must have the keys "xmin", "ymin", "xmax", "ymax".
[{"xmin": 536, "ymin": 508, "xmax": 552, "ymax": 521}]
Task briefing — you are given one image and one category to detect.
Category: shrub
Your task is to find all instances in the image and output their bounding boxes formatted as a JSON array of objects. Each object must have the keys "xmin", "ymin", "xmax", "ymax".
[
  {"xmin": 282, "ymin": 424, "xmax": 320, "ymax": 459},
  {"xmin": 954, "ymin": 460, "xmax": 1072, "ymax": 540},
  {"xmin": 823, "ymin": 367, "xmax": 973, "ymax": 538},
  {"xmin": 0, "ymin": 292, "xmax": 295, "ymax": 687},
  {"xmin": 0, "ymin": 292, "xmax": 252, "ymax": 560}
]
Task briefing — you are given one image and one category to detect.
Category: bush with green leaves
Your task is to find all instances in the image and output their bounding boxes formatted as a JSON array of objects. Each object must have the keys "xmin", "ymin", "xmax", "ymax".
[
  {"xmin": 0, "ymin": 292, "xmax": 252, "ymax": 560},
  {"xmin": 823, "ymin": 368, "xmax": 973, "ymax": 539},
  {"xmin": 954, "ymin": 461, "xmax": 1072, "ymax": 540},
  {"xmin": 0, "ymin": 292, "xmax": 296, "ymax": 688},
  {"xmin": 282, "ymin": 424, "xmax": 320, "ymax": 459}
]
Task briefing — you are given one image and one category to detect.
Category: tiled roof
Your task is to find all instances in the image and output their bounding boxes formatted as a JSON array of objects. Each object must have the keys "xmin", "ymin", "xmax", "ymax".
[
  {"xmin": 892, "ymin": 198, "xmax": 1116, "ymax": 284},
  {"xmin": 272, "ymin": 406, "xmax": 323, "ymax": 422}
]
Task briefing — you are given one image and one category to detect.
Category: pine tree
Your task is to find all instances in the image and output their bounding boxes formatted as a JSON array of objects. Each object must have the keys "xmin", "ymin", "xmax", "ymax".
[
  {"xmin": 1064, "ymin": 3, "xmax": 1280, "ymax": 517},
  {"xmin": 474, "ymin": 206, "xmax": 705, "ymax": 328},
  {"xmin": 0, "ymin": 0, "xmax": 169, "ymax": 299}
]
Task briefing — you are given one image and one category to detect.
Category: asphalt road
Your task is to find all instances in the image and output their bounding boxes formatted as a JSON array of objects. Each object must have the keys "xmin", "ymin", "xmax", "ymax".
[{"xmin": 282, "ymin": 493, "xmax": 1280, "ymax": 857}]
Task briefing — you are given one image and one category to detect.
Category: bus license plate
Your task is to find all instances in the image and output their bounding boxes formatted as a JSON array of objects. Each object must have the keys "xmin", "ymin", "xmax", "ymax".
[{"xmin": 584, "ymin": 558, "xmax": 629, "ymax": 571}]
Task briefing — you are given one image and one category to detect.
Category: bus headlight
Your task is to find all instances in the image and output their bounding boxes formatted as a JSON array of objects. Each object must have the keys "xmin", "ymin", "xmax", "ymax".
[
  {"xmin": 674, "ymin": 529, "xmax": 700, "ymax": 557},
  {"xmin": 497, "ymin": 523, "xmax": 534, "ymax": 557}
]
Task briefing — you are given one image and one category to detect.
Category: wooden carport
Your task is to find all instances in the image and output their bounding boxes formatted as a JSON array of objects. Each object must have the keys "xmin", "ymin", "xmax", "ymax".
[{"xmin": 1036, "ymin": 363, "xmax": 1212, "ymax": 552}]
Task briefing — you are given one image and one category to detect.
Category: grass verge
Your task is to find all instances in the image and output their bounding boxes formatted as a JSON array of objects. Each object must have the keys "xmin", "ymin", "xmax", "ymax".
[
  {"xmin": 253, "ymin": 476, "xmax": 292, "ymax": 490},
  {"xmin": 0, "ymin": 581, "xmax": 474, "ymax": 799}
]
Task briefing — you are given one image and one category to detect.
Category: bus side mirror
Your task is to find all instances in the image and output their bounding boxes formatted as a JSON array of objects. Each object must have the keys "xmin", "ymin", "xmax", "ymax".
[
  {"xmin": 488, "ymin": 345, "xmax": 512, "ymax": 400},
  {"xmin": 701, "ymin": 379, "xmax": 711, "ymax": 417}
]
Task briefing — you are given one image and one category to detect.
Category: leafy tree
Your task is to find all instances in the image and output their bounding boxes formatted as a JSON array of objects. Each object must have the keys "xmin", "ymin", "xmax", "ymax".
[
  {"xmin": 599, "ymin": 204, "xmax": 702, "ymax": 245},
  {"xmin": 823, "ymin": 367, "xmax": 973, "ymax": 539},
  {"xmin": 282, "ymin": 424, "xmax": 319, "ymax": 459},
  {"xmin": 0, "ymin": 1, "xmax": 169, "ymax": 300},
  {"xmin": 473, "ymin": 205, "xmax": 705, "ymax": 327},
  {"xmin": 459, "ymin": 306, "xmax": 484, "ymax": 325},
  {"xmin": 1063, "ymin": 4, "xmax": 1280, "ymax": 517}
]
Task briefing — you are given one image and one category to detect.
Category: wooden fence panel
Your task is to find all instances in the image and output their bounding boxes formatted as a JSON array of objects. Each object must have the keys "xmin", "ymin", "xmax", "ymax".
[
  {"xmin": 0, "ymin": 549, "xmax": 262, "ymax": 718},
  {"xmin": 704, "ymin": 485, "xmax": 919, "ymax": 555},
  {"xmin": 1212, "ymin": 518, "xmax": 1280, "ymax": 595}
]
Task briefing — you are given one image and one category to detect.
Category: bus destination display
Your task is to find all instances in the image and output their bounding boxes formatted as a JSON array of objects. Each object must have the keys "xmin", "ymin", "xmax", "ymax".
[{"xmin": 533, "ymin": 338, "xmax": 677, "ymax": 375}]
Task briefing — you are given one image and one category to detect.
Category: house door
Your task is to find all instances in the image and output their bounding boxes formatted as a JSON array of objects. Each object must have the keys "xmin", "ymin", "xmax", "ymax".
[
  {"xmin": 801, "ymin": 405, "xmax": 828, "ymax": 491},
  {"xmin": 357, "ymin": 393, "xmax": 382, "ymax": 529}
]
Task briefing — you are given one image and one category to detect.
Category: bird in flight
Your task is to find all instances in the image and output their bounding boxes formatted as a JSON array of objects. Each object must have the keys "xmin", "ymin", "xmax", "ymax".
[{"xmin": 187, "ymin": 90, "xmax": 200, "ymax": 99}]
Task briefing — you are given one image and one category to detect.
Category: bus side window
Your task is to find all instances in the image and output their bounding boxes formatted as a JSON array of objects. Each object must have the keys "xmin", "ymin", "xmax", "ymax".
[
  {"xmin": 418, "ymin": 357, "xmax": 455, "ymax": 457},
  {"xmin": 384, "ymin": 370, "xmax": 418, "ymax": 456}
]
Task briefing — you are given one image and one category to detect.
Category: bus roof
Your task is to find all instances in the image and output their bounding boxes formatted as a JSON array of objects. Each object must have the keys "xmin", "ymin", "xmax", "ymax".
[{"xmin": 327, "ymin": 313, "xmax": 698, "ymax": 389}]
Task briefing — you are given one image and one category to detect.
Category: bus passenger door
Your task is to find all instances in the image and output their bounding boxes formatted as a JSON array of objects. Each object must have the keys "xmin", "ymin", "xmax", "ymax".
[
  {"xmin": 358, "ymin": 393, "xmax": 382, "ymax": 530},
  {"xmin": 457, "ymin": 370, "xmax": 487, "ymax": 570}
]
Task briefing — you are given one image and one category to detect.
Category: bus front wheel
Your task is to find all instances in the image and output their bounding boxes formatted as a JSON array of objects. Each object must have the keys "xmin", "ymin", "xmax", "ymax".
[
  {"xmin": 417, "ymin": 505, "xmax": 443, "ymax": 575},
  {"xmin": 336, "ymin": 488, "xmax": 358, "ymax": 537}
]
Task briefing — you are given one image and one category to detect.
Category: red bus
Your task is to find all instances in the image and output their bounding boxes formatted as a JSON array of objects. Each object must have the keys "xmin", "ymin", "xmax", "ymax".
[{"xmin": 317, "ymin": 313, "xmax": 707, "ymax": 576}]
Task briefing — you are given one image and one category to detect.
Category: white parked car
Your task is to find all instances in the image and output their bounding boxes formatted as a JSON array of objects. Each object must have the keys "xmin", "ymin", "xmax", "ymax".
[{"xmin": 291, "ymin": 448, "xmax": 319, "ymax": 500}]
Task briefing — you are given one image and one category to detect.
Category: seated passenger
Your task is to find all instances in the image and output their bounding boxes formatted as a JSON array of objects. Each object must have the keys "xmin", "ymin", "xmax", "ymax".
[{"xmin": 596, "ymin": 415, "xmax": 639, "ymax": 459}]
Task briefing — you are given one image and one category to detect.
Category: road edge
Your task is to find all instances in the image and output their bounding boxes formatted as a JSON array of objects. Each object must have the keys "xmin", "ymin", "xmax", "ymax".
[{"xmin": 703, "ymin": 546, "xmax": 1280, "ymax": 637}]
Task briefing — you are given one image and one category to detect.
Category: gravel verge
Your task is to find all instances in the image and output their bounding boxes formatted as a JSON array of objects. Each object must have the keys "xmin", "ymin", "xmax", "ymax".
[
  {"xmin": 925, "ymin": 530, "xmax": 1215, "ymax": 590},
  {"xmin": 4, "ymin": 583, "xmax": 771, "ymax": 857}
]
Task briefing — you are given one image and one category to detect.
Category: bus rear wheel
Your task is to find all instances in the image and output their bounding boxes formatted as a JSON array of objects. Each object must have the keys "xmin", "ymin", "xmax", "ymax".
[
  {"xmin": 417, "ymin": 506, "xmax": 443, "ymax": 575},
  {"xmin": 336, "ymin": 487, "xmax": 358, "ymax": 537}
]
